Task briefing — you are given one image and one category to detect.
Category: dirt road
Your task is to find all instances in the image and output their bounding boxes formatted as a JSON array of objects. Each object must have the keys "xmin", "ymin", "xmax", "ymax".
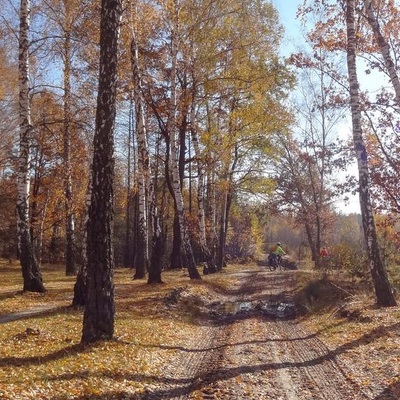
[{"xmin": 140, "ymin": 268, "xmax": 384, "ymax": 400}]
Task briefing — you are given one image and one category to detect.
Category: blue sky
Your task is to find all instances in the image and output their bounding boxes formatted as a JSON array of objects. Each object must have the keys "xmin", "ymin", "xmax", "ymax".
[
  {"xmin": 269, "ymin": 0, "xmax": 307, "ymax": 57},
  {"xmin": 271, "ymin": 0, "xmax": 302, "ymax": 26}
]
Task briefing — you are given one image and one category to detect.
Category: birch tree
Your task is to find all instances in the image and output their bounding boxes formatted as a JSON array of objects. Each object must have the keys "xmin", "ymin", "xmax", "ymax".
[
  {"xmin": 72, "ymin": 168, "xmax": 91, "ymax": 307},
  {"xmin": 81, "ymin": 0, "xmax": 123, "ymax": 344},
  {"xmin": 17, "ymin": 0, "xmax": 45, "ymax": 293},
  {"xmin": 129, "ymin": 7, "xmax": 165, "ymax": 282},
  {"xmin": 34, "ymin": 0, "xmax": 96, "ymax": 275},
  {"xmin": 62, "ymin": 0, "xmax": 76, "ymax": 276},
  {"xmin": 131, "ymin": 24, "xmax": 150, "ymax": 279},
  {"xmin": 298, "ymin": 0, "xmax": 397, "ymax": 306},
  {"xmin": 363, "ymin": 0, "xmax": 400, "ymax": 105},
  {"xmin": 167, "ymin": 0, "xmax": 201, "ymax": 280},
  {"xmin": 190, "ymin": 101, "xmax": 217, "ymax": 273},
  {"xmin": 345, "ymin": 0, "xmax": 396, "ymax": 307}
]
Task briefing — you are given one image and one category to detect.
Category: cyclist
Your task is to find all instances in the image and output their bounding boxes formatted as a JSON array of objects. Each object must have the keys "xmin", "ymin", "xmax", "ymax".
[
  {"xmin": 268, "ymin": 242, "xmax": 287, "ymax": 269},
  {"xmin": 320, "ymin": 246, "xmax": 328, "ymax": 258},
  {"xmin": 320, "ymin": 246, "xmax": 330, "ymax": 270}
]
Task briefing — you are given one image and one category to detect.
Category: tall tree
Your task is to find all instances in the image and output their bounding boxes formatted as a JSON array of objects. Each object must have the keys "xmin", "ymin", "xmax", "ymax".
[
  {"xmin": 167, "ymin": 0, "xmax": 200, "ymax": 280},
  {"xmin": 129, "ymin": 7, "xmax": 165, "ymax": 282},
  {"xmin": 72, "ymin": 168, "xmax": 92, "ymax": 307},
  {"xmin": 363, "ymin": 0, "xmax": 400, "ymax": 105},
  {"xmin": 81, "ymin": 0, "xmax": 123, "ymax": 344},
  {"xmin": 124, "ymin": 98, "xmax": 135, "ymax": 269},
  {"xmin": 62, "ymin": 0, "xmax": 77, "ymax": 276},
  {"xmin": 131, "ymin": 23, "xmax": 149, "ymax": 279},
  {"xmin": 190, "ymin": 100, "xmax": 217, "ymax": 273},
  {"xmin": 345, "ymin": 0, "xmax": 396, "ymax": 307},
  {"xmin": 17, "ymin": 0, "xmax": 45, "ymax": 293}
]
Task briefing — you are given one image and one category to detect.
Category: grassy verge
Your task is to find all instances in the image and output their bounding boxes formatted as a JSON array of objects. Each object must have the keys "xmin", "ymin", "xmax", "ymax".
[{"xmin": 295, "ymin": 270, "xmax": 400, "ymax": 394}]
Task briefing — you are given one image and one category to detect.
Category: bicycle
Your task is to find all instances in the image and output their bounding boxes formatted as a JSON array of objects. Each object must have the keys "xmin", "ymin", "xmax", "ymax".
[{"xmin": 268, "ymin": 253, "xmax": 283, "ymax": 271}]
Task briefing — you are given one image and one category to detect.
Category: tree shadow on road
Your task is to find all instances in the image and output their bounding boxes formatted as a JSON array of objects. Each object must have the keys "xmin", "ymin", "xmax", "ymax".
[
  {"xmin": 7, "ymin": 318, "xmax": 395, "ymax": 399},
  {"xmin": 0, "ymin": 343, "xmax": 84, "ymax": 367},
  {"xmin": 0, "ymin": 305, "xmax": 74, "ymax": 324},
  {"xmin": 372, "ymin": 379, "xmax": 400, "ymax": 400},
  {"xmin": 183, "ymin": 320, "xmax": 400, "ymax": 397},
  {"xmin": 47, "ymin": 319, "xmax": 400, "ymax": 400}
]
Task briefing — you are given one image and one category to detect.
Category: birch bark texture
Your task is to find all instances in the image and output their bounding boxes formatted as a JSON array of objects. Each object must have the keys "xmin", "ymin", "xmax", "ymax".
[
  {"xmin": 81, "ymin": 0, "xmax": 123, "ymax": 344},
  {"xmin": 63, "ymin": 0, "xmax": 77, "ymax": 276},
  {"xmin": 131, "ymin": 26, "xmax": 149, "ymax": 279},
  {"xmin": 17, "ymin": 0, "xmax": 45, "ymax": 293},
  {"xmin": 190, "ymin": 101, "xmax": 216, "ymax": 273},
  {"xmin": 345, "ymin": 0, "xmax": 396, "ymax": 307},
  {"xmin": 130, "ymin": 17, "xmax": 164, "ymax": 283},
  {"xmin": 363, "ymin": 0, "xmax": 400, "ymax": 106},
  {"xmin": 72, "ymin": 167, "xmax": 92, "ymax": 307},
  {"xmin": 167, "ymin": 0, "xmax": 200, "ymax": 280}
]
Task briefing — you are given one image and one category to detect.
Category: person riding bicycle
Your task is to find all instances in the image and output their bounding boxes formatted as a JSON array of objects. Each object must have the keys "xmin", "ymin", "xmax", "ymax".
[
  {"xmin": 320, "ymin": 246, "xmax": 328, "ymax": 258},
  {"xmin": 268, "ymin": 242, "xmax": 287, "ymax": 267}
]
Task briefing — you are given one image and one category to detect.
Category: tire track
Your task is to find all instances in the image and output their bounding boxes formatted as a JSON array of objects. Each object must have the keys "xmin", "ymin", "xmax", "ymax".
[
  {"xmin": 274, "ymin": 319, "xmax": 365, "ymax": 399},
  {"xmin": 144, "ymin": 268, "xmax": 369, "ymax": 399}
]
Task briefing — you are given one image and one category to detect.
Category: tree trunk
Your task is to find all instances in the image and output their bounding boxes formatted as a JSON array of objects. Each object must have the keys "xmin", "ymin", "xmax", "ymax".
[
  {"xmin": 81, "ymin": 0, "xmax": 123, "ymax": 344},
  {"xmin": 206, "ymin": 167, "xmax": 218, "ymax": 261},
  {"xmin": 190, "ymin": 89, "xmax": 216, "ymax": 273},
  {"xmin": 217, "ymin": 192, "xmax": 228, "ymax": 270},
  {"xmin": 147, "ymin": 133, "xmax": 164, "ymax": 283},
  {"xmin": 167, "ymin": 1, "xmax": 200, "ymax": 280},
  {"xmin": 363, "ymin": 0, "xmax": 400, "ymax": 105},
  {"xmin": 17, "ymin": 0, "xmax": 45, "ymax": 293},
  {"xmin": 217, "ymin": 139, "xmax": 238, "ymax": 270},
  {"xmin": 63, "ymin": 11, "xmax": 76, "ymax": 276},
  {"xmin": 72, "ymin": 169, "xmax": 92, "ymax": 307},
  {"xmin": 131, "ymin": 29, "xmax": 149, "ymax": 280},
  {"xmin": 148, "ymin": 215, "xmax": 164, "ymax": 284},
  {"xmin": 124, "ymin": 99, "xmax": 135, "ymax": 268},
  {"xmin": 169, "ymin": 212, "xmax": 182, "ymax": 269},
  {"xmin": 346, "ymin": 0, "xmax": 396, "ymax": 307}
]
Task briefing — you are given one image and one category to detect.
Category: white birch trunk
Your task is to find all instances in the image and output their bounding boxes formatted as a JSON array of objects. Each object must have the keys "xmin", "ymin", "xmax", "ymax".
[
  {"xmin": 72, "ymin": 163, "xmax": 92, "ymax": 306},
  {"xmin": 167, "ymin": 0, "xmax": 200, "ymax": 279},
  {"xmin": 63, "ymin": 2, "xmax": 76, "ymax": 276},
  {"xmin": 363, "ymin": 0, "xmax": 400, "ymax": 105},
  {"xmin": 207, "ymin": 167, "xmax": 218, "ymax": 259},
  {"xmin": 190, "ymin": 101, "xmax": 216, "ymax": 272},
  {"xmin": 346, "ymin": 0, "xmax": 396, "ymax": 307},
  {"xmin": 17, "ymin": 0, "xmax": 45, "ymax": 292},
  {"xmin": 18, "ymin": 0, "xmax": 31, "ymax": 254},
  {"xmin": 131, "ymin": 24, "xmax": 150, "ymax": 278}
]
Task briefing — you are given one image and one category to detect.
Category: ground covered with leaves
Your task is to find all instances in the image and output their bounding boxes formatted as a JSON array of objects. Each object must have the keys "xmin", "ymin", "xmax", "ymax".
[{"xmin": 1, "ymin": 261, "xmax": 400, "ymax": 399}]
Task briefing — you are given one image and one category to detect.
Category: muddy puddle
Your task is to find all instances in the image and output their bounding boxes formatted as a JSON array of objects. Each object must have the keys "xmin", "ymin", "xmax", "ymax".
[{"xmin": 212, "ymin": 300, "xmax": 297, "ymax": 319}]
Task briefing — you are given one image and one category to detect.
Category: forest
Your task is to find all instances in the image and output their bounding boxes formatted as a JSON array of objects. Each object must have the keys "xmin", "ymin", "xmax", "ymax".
[{"xmin": 1, "ymin": 0, "xmax": 400, "ymax": 343}]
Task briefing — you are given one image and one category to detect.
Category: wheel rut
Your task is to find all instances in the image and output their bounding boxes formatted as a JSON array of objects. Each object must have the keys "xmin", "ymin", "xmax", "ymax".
[{"xmin": 145, "ymin": 269, "xmax": 369, "ymax": 399}]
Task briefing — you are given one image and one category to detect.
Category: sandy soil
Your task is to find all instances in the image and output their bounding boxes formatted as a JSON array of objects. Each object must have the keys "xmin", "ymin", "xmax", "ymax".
[{"xmin": 136, "ymin": 267, "xmax": 399, "ymax": 400}]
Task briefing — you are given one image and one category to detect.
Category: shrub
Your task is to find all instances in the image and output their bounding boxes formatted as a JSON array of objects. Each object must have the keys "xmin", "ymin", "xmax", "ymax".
[{"xmin": 328, "ymin": 243, "xmax": 369, "ymax": 279}]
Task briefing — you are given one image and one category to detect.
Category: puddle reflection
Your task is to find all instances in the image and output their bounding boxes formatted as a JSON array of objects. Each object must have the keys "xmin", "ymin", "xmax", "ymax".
[{"xmin": 213, "ymin": 300, "xmax": 297, "ymax": 319}]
